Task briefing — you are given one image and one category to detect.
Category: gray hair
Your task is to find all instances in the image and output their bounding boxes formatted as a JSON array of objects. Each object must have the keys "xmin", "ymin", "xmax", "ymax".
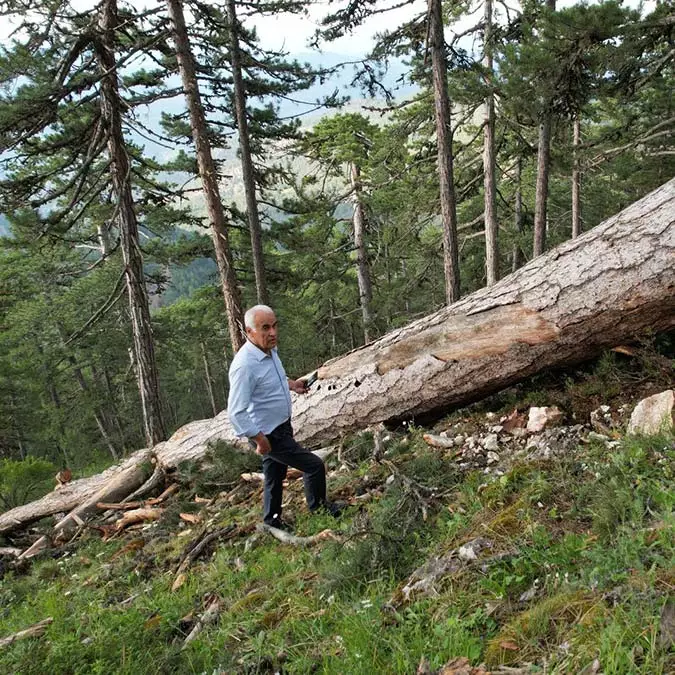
[{"xmin": 244, "ymin": 304, "xmax": 275, "ymax": 329}]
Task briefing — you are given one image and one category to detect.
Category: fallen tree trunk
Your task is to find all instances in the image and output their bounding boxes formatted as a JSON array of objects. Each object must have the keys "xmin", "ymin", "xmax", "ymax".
[
  {"xmin": 1, "ymin": 179, "xmax": 673, "ymax": 536},
  {"xmin": 293, "ymin": 177, "xmax": 675, "ymax": 445},
  {"xmin": 17, "ymin": 451, "xmax": 154, "ymax": 555}
]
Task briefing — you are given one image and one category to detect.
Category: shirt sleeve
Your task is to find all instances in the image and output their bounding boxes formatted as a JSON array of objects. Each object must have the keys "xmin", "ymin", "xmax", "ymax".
[{"xmin": 227, "ymin": 364, "xmax": 258, "ymax": 438}]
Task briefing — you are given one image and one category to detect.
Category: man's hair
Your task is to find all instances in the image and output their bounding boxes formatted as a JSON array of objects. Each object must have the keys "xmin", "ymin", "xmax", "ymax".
[{"xmin": 244, "ymin": 304, "xmax": 275, "ymax": 329}]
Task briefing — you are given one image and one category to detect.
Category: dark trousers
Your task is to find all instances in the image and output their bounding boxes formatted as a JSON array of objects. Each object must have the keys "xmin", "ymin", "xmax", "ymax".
[{"xmin": 262, "ymin": 420, "xmax": 326, "ymax": 525}]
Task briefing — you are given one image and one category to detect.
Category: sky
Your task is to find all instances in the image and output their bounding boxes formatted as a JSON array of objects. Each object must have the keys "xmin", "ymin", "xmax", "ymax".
[{"xmin": 0, "ymin": 1, "xmax": 657, "ymax": 59}]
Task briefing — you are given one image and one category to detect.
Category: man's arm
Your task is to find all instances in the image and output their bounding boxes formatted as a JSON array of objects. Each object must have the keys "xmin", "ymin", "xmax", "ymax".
[{"xmin": 228, "ymin": 366, "xmax": 271, "ymax": 455}]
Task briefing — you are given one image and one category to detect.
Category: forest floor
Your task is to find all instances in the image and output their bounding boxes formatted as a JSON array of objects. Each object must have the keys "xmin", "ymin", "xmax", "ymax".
[{"xmin": 0, "ymin": 343, "xmax": 673, "ymax": 674}]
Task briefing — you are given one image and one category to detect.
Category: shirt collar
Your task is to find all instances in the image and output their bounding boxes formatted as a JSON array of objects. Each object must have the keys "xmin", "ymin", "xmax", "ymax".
[{"xmin": 245, "ymin": 339, "xmax": 275, "ymax": 361}]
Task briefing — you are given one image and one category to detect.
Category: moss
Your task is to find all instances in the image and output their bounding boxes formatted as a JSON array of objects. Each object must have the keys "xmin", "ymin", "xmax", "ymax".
[{"xmin": 485, "ymin": 591, "xmax": 602, "ymax": 666}]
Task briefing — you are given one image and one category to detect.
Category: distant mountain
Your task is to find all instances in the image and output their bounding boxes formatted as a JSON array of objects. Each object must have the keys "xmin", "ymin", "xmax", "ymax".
[{"xmin": 133, "ymin": 52, "xmax": 414, "ymax": 162}]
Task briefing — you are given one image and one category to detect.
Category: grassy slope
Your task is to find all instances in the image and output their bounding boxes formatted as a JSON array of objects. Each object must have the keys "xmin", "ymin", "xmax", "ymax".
[{"xmin": 0, "ymin": 351, "xmax": 673, "ymax": 675}]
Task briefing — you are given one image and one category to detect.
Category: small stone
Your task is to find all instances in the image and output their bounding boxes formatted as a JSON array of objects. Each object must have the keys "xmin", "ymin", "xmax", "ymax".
[
  {"xmin": 482, "ymin": 434, "xmax": 499, "ymax": 452},
  {"xmin": 486, "ymin": 412, "xmax": 498, "ymax": 421},
  {"xmin": 458, "ymin": 543, "xmax": 478, "ymax": 561},
  {"xmin": 386, "ymin": 474, "xmax": 395, "ymax": 485},
  {"xmin": 453, "ymin": 434, "xmax": 465, "ymax": 446},
  {"xmin": 486, "ymin": 451, "xmax": 500, "ymax": 465},
  {"xmin": 527, "ymin": 406, "xmax": 563, "ymax": 433},
  {"xmin": 628, "ymin": 390, "xmax": 674, "ymax": 436}
]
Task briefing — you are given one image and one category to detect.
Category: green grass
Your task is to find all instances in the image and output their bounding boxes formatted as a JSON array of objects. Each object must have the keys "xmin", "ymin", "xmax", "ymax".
[{"xmin": 1, "ymin": 426, "xmax": 673, "ymax": 674}]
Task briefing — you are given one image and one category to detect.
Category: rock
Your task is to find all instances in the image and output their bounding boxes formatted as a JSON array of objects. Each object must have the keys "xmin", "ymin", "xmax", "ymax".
[
  {"xmin": 458, "ymin": 537, "xmax": 491, "ymax": 562},
  {"xmin": 482, "ymin": 433, "xmax": 499, "ymax": 452},
  {"xmin": 458, "ymin": 543, "xmax": 478, "ymax": 561},
  {"xmin": 486, "ymin": 451, "xmax": 500, "ymax": 465},
  {"xmin": 453, "ymin": 435, "xmax": 465, "ymax": 447},
  {"xmin": 627, "ymin": 390, "xmax": 674, "ymax": 435},
  {"xmin": 527, "ymin": 406, "xmax": 563, "ymax": 433},
  {"xmin": 590, "ymin": 405, "xmax": 615, "ymax": 433}
]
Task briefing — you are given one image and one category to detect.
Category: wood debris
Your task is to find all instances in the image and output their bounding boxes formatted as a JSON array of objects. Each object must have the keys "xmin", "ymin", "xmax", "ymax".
[
  {"xmin": 0, "ymin": 617, "xmax": 53, "ymax": 649},
  {"xmin": 172, "ymin": 524, "xmax": 241, "ymax": 589},
  {"xmin": 181, "ymin": 595, "xmax": 221, "ymax": 649}
]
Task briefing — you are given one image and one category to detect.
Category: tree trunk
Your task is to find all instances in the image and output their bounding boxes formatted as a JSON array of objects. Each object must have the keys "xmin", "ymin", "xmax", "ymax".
[
  {"xmin": 350, "ymin": 162, "xmax": 374, "ymax": 343},
  {"xmin": 483, "ymin": 0, "xmax": 499, "ymax": 286},
  {"xmin": 512, "ymin": 157, "xmax": 524, "ymax": 272},
  {"xmin": 428, "ymin": 0, "xmax": 460, "ymax": 303},
  {"xmin": 533, "ymin": 117, "xmax": 552, "ymax": 256},
  {"xmin": 96, "ymin": 0, "xmax": 166, "ymax": 447},
  {"xmin": 101, "ymin": 365, "xmax": 128, "ymax": 451},
  {"xmin": 166, "ymin": 0, "xmax": 245, "ymax": 352},
  {"xmin": 3, "ymin": 180, "xmax": 673, "ymax": 536},
  {"xmin": 572, "ymin": 114, "xmax": 582, "ymax": 238},
  {"xmin": 68, "ymin": 355, "xmax": 119, "ymax": 460},
  {"xmin": 201, "ymin": 341, "xmax": 218, "ymax": 417},
  {"xmin": 226, "ymin": 0, "xmax": 269, "ymax": 305},
  {"xmin": 533, "ymin": 0, "xmax": 556, "ymax": 258},
  {"xmin": 18, "ymin": 451, "xmax": 154, "ymax": 557},
  {"xmin": 9, "ymin": 392, "xmax": 26, "ymax": 460}
]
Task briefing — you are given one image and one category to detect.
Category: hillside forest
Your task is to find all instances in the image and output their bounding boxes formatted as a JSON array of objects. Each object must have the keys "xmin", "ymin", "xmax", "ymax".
[{"xmin": 0, "ymin": 0, "xmax": 673, "ymax": 475}]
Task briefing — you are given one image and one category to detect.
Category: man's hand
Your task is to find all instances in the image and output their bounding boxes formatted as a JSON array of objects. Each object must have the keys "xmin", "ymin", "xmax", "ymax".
[
  {"xmin": 251, "ymin": 432, "xmax": 271, "ymax": 456},
  {"xmin": 288, "ymin": 378, "xmax": 308, "ymax": 395}
]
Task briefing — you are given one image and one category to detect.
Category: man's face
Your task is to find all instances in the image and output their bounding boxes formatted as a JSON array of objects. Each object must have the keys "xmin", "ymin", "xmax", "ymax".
[{"xmin": 246, "ymin": 310, "xmax": 278, "ymax": 352}]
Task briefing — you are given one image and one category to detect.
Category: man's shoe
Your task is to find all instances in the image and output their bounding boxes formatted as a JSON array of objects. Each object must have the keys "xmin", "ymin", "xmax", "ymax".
[{"xmin": 264, "ymin": 518, "xmax": 292, "ymax": 532}]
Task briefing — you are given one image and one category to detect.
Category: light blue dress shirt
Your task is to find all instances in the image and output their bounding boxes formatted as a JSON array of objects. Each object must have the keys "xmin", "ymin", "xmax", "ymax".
[{"xmin": 227, "ymin": 340, "xmax": 293, "ymax": 438}]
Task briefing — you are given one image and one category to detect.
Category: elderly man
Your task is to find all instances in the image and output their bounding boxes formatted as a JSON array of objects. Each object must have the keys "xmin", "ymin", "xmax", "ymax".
[{"xmin": 227, "ymin": 304, "xmax": 341, "ymax": 529}]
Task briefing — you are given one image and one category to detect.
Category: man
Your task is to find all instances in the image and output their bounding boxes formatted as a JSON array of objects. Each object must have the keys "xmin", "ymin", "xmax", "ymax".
[{"xmin": 227, "ymin": 304, "xmax": 341, "ymax": 530}]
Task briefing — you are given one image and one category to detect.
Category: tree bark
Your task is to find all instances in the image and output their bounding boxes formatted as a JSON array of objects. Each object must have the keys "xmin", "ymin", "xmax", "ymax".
[
  {"xmin": 533, "ymin": 116, "xmax": 552, "ymax": 256},
  {"xmin": 428, "ymin": 0, "xmax": 460, "ymax": 303},
  {"xmin": 226, "ymin": 0, "xmax": 269, "ymax": 305},
  {"xmin": 2, "ymin": 180, "xmax": 673, "ymax": 536},
  {"xmin": 572, "ymin": 114, "xmax": 582, "ymax": 238},
  {"xmin": 166, "ymin": 0, "xmax": 245, "ymax": 352},
  {"xmin": 96, "ymin": 0, "xmax": 166, "ymax": 447},
  {"xmin": 483, "ymin": 0, "xmax": 499, "ymax": 286},
  {"xmin": 350, "ymin": 162, "xmax": 374, "ymax": 343}
]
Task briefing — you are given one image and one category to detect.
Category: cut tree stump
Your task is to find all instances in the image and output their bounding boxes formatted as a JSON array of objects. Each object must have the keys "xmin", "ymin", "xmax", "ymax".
[{"xmin": 2, "ymin": 178, "xmax": 674, "ymax": 536}]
